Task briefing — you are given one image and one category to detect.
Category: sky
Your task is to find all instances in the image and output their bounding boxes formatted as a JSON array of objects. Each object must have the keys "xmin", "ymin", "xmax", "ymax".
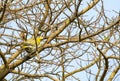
[{"xmin": 2, "ymin": 0, "xmax": 120, "ymax": 81}]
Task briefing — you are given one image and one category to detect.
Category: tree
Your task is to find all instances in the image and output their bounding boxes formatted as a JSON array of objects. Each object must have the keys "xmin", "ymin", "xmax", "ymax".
[{"xmin": 0, "ymin": 0, "xmax": 120, "ymax": 81}]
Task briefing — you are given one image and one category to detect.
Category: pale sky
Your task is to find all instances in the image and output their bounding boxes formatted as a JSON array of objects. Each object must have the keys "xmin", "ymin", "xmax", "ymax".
[{"xmin": 3, "ymin": 0, "xmax": 120, "ymax": 81}]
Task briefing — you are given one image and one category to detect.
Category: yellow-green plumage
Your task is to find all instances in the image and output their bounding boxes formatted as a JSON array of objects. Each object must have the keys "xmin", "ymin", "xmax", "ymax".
[{"xmin": 22, "ymin": 36, "xmax": 43, "ymax": 53}]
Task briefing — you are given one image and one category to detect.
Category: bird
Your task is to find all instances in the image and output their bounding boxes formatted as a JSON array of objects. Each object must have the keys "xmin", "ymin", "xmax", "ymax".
[{"xmin": 22, "ymin": 36, "xmax": 43, "ymax": 53}]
